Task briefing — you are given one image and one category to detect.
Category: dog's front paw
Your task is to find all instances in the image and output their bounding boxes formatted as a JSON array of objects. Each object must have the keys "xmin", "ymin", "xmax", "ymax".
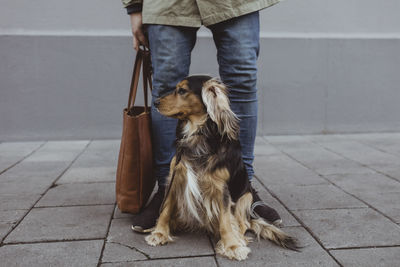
[
  {"xmin": 216, "ymin": 241, "xmax": 250, "ymax": 261},
  {"xmin": 145, "ymin": 232, "xmax": 173, "ymax": 246}
]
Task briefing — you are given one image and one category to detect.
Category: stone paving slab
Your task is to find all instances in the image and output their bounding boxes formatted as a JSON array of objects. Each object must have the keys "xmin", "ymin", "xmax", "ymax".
[
  {"xmin": 268, "ymin": 184, "xmax": 367, "ymax": 211},
  {"xmin": 312, "ymin": 139, "xmax": 400, "ymax": 168},
  {"xmin": 314, "ymin": 138, "xmax": 400, "ymax": 183},
  {"xmin": 360, "ymin": 140, "xmax": 400, "ymax": 159},
  {"xmin": 0, "ymin": 141, "xmax": 43, "ymax": 157},
  {"xmin": 264, "ymin": 135, "xmax": 313, "ymax": 143},
  {"xmin": 356, "ymin": 192, "xmax": 400, "ymax": 223},
  {"xmin": 0, "ymin": 161, "xmax": 70, "ymax": 184},
  {"xmin": 294, "ymin": 208, "xmax": 400, "ymax": 249},
  {"xmin": 334, "ymin": 132, "xmax": 400, "ymax": 141},
  {"xmin": 0, "ymin": 162, "xmax": 72, "ymax": 211},
  {"xmin": 36, "ymin": 182, "xmax": 115, "ymax": 207},
  {"xmin": 335, "ymin": 133, "xmax": 400, "ymax": 157},
  {"xmin": 0, "ymin": 141, "xmax": 43, "ymax": 172},
  {"xmin": 4, "ymin": 205, "xmax": 114, "ymax": 244},
  {"xmin": 375, "ymin": 165, "xmax": 400, "ymax": 182},
  {"xmin": 216, "ymin": 227, "xmax": 339, "ymax": 267},
  {"xmin": 24, "ymin": 140, "xmax": 89, "ymax": 162},
  {"xmin": 0, "ymin": 210, "xmax": 26, "ymax": 224},
  {"xmin": 0, "ymin": 240, "xmax": 103, "ymax": 267},
  {"xmin": 106, "ymin": 218, "xmax": 214, "ymax": 259},
  {"xmin": 254, "ymin": 137, "xmax": 282, "ymax": 156},
  {"xmin": 324, "ymin": 172, "xmax": 400, "ymax": 194},
  {"xmin": 254, "ymin": 154, "xmax": 328, "ymax": 186},
  {"xmin": 265, "ymin": 137, "xmax": 375, "ymax": 176},
  {"xmin": 305, "ymin": 134, "xmax": 343, "ymax": 142},
  {"xmin": 0, "ymin": 163, "xmax": 70, "ymax": 197},
  {"xmin": 0, "ymin": 179, "xmax": 51, "ymax": 196},
  {"xmin": 90, "ymin": 140, "xmax": 121, "ymax": 151},
  {"xmin": 325, "ymin": 173, "xmax": 400, "ymax": 222},
  {"xmin": 330, "ymin": 247, "xmax": 400, "ymax": 267},
  {"xmin": 57, "ymin": 166, "xmax": 116, "ymax": 184},
  {"xmin": 102, "ymin": 241, "xmax": 148, "ymax": 263},
  {"xmin": 0, "ymin": 210, "xmax": 27, "ymax": 241},
  {"xmin": 0, "ymin": 224, "xmax": 12, "ymax": 242},
  {"xmin": 252, "ymin": 179, "xmax": 301, "ymax": 227},
  {"xmin": 71, "ymin": 140, "xmax": 119, "ymax": 168},
  {"xmin": 0, "ymin": 192, "xmax": 42, "ymax": 211},
  {"xmin": 101, "ymin": 256, "xmax": 217, "ymax": 267}
]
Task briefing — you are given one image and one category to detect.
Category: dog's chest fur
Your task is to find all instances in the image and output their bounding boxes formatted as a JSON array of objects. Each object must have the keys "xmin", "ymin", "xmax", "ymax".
[
  {"xmin": 173, "ymin": 119, "xmax": 225, "ymax": 232},
  {"xmin": 176, "ymin": 159, "xmax": 222, "ymax": 233}
]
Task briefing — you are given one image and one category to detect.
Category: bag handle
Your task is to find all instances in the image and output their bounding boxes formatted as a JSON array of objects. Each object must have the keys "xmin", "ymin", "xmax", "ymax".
[{"xmin": 127, "ymin": 48, "xmax": 152, "ymax": 112}]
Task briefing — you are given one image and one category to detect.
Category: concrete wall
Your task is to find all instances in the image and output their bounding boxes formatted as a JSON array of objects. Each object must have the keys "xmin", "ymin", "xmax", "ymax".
[{"xmin": 1, "ymin": 0, "xmax": 400, "ymax": 140}]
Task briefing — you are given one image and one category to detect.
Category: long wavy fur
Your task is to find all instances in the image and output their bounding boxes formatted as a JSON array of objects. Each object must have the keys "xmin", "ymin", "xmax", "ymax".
[
  {"xmin": 147, "ymin": 75, "xmax": 300, "ymax": 261},
  {"xmin": 201, "ymin": 79, "xmax": 240, "ymax": 140}
]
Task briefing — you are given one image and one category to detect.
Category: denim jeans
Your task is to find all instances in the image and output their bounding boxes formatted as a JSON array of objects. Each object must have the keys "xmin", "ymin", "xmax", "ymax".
[{"xmin": 147, "ymin": 12, "xmax": 260, "ymax": 186}]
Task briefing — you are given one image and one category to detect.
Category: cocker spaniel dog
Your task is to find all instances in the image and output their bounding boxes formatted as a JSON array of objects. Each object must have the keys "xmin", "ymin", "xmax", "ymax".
[{"xmin": 147, "ymin": 75, "xmax": 299, "ymax": 260}]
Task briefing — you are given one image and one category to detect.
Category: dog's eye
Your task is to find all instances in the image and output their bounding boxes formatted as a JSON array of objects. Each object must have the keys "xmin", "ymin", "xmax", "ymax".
[{"xmin": 177, "ymin": 88, "xmax": 187, "ymax": 95}]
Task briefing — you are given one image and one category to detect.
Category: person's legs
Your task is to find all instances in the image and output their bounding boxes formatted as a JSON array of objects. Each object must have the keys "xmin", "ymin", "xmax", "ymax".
[
  {"xmin": 208, "ymin": 12, "xmax": 281, "ymax": 225},
  {"xmin": 208, "ymin": 12, "xmax": 259, "ymax": 180},
  {"xmin": 131, "ymin": 24, "xmax": 198, "ymax": 232},
  {"xmin": 148, "ymin": 25, "xmax": 198, "ymax": 186}
]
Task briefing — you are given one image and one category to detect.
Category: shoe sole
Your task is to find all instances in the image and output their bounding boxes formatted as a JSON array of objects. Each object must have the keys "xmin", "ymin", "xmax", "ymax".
[
  {"xmin": 272, "ymin": 219, "xmax": 283, "ymax": 227},
  {"xmin": 131, "ymin": 225, "xmax": 155, "ymax": 233}
]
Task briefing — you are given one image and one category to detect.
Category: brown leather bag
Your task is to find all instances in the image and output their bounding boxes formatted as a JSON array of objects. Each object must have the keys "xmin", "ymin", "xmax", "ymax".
[{"xmin": 116, "ymin": 48, "xmax": 155, "ymax": 214}]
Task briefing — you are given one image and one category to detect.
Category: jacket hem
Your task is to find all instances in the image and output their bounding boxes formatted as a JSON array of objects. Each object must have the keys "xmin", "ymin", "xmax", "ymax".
[
  {"xmin": 202, "ymin": 0, "xmax": 281, "ymax": 26},
  {"xmin": 143, "ymin": 15, "xmax": 202, "ymax": 28}
]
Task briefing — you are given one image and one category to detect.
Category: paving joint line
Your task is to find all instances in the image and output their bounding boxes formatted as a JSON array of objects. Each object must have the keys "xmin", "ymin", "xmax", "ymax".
[
  {"xmin": 289, "ymin": 207, "xmax": 367, "ymax": 211},
  {"xmin": 98, "ymin": 203, "xmax": 118, "ymax": 267},
  {"xmin": 106, "ymin": 241, "xmax": 151, "ymax": 260},
  {"xmin": 319, "ymin": 175, "xmax": 400, "ymax": 226},
  {"xmin": 207, "ymin": 234, "xmax": 220, "ymax": 267},
  {"xmin": 0, "ymin": 141, "xmax": 46, "ymax": 175},
  {"xmin": 308, "ymin": 138, "xmax": 400, "ymax": 184},
  {"xmin": 101, "ymin": 253, "xmax": 217, "ymax": 263},
  {"xmin": 352, "ymin": 138, "xmax": 400, "ymax": 160},
  {"xmin": 268, "ymin": 138, "xmax": 400, "ymax": 226},
  {"xmin": 254, "ymin": 174, "xmax": 344, "ymax": 267},
  {"xmin": 33, "ymin": 203, "xmax": 116, "ymax": 209},
  {"xmin": 0, "ymin": 140, "xmax": 92, "ymax": 246},
  {"xmin": 328, "ymin": 244, "xmax": 400, "ymax": 251},
  {"xmin": 2, "ymin": 237, "xmax": 105, "ymax": 246},
  {"xmin": 56, "ymin": 181, "xmax": 116, "ymax": 185}
]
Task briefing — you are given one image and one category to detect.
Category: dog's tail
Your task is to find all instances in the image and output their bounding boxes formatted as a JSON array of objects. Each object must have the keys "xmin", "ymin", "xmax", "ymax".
[{"xmin": 250, "ymin": 218, "xmax": 301, "ymax": 251}]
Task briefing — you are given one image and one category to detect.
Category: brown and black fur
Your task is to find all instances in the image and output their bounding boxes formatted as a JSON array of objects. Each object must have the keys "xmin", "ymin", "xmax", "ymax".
[{"xmin": 146, "ymin": 75, "xmax": 299, "ymax": 260}]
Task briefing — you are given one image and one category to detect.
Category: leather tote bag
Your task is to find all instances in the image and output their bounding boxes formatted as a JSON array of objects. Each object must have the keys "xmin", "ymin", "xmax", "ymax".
[{"xmin": 116, "ymin": 48, "xmax": 155, "ymax": 214}]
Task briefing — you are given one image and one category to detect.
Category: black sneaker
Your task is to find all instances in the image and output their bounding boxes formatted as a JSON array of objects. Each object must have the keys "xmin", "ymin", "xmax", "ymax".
[
  {"xmin": 131, "ymin": 185, "xmax": 166, "ymax": 233},
  {"xmin": 250, "ymin": 185, "xmax": 283, "ymax": 227}
]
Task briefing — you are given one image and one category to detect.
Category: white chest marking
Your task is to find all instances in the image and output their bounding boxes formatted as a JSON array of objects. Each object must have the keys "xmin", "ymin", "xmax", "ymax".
[{"xmin": 185, "ymin": 163, "xmax": 202, "ymax": 222}]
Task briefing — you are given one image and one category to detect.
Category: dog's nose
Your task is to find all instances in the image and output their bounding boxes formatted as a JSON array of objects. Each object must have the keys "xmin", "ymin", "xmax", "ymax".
[{"xmin": 154, "ymin": 98, "xmax": 160, "ymax": 108}]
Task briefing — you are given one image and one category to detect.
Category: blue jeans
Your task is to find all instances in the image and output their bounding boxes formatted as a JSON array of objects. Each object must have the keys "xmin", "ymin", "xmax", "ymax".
[{"xmin": 147, "ymin": 12, "xmax": 260, "ymax": 186}]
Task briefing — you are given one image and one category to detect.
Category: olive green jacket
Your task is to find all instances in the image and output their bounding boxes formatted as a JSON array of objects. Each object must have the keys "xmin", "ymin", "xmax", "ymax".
[{"xmin": 122, "ymin": 0, "xmax": 281, "ymax": 27}]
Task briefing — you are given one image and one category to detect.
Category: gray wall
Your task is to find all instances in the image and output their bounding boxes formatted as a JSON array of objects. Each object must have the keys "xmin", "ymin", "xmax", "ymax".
[{"xmin": 1, "ymin": 0, "xmax": 400, "ymax": 140}]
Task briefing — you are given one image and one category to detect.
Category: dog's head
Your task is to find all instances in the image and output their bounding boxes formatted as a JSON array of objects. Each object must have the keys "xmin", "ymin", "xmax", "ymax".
[{"xmin": 155, "ymin": 75, "xmax": 239, "ymax": 139}]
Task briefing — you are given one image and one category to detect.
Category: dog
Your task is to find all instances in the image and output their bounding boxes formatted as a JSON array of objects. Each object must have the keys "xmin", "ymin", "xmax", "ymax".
[{"xmin": 146, "ymin": 75, "xmax": 299, "ymax": 260}]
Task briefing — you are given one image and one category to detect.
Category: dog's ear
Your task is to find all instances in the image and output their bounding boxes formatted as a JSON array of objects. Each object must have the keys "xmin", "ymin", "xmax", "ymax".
[{"xmin": 202, "ymin": 79, "xmax": 239, "ymax": 140}]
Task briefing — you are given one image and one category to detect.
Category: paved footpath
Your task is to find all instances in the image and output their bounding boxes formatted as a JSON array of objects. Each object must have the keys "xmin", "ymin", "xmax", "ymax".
[{"xmin": 0, "ymin": 133, "xmax": 399, "ymax": 266}]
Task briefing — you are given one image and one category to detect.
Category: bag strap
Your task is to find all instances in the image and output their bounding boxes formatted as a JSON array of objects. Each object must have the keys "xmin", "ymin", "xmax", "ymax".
[
  {"xmin": 127, "ymin": 48, "xmax": 153, "ymax": 112},
  {"xmin": 142, "ymin": 49, "xmax": 152, "ymax": 111}
]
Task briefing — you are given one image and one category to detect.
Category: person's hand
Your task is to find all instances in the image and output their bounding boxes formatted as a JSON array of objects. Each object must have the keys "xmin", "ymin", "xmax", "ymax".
[{"xmin": 129, "ymin": 12, "xmax": 149, "ymax": 51}]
